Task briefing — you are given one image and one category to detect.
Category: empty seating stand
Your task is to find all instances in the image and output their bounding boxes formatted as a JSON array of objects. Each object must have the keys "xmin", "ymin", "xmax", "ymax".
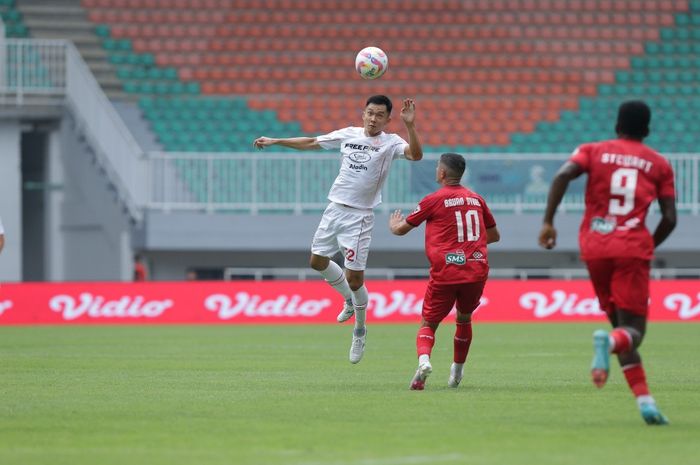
[{"xmin": 80, "ymin": 0, "xmax": 697, "ymax": 154}]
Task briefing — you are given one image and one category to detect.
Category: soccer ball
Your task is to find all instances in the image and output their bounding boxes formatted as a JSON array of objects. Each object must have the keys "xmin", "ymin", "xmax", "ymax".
[{"xmin": 355, "ymin": 47, "xmax": 388, "ymax": 80}]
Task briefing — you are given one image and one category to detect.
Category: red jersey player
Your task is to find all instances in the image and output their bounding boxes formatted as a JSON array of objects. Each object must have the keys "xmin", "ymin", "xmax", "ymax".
[
  {"xmin": 539, "ymin": 101, "xmax": 677, "ymax": 425},
  {"xmin": 390, "ymin": 153, "xmax": 500, "ymax": 390}
]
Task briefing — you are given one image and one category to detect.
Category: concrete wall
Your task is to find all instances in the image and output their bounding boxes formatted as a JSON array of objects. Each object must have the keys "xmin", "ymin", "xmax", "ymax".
[
  {"xmin": 0, "ymin": 121, "xmax": 22, "ymax": 281},
  {"xmin": 140, "ymin": 210, "xmax": 700, "ymax": 280},
  {"xmin": 56, "ymin": 115, "xmax": 134, "ymax": 281}
]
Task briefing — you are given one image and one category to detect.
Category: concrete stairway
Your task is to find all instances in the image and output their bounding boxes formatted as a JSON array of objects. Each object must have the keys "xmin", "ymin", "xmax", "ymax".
[{"xmin": 16, "ymin": 0, "xmax": 130, "ymax": 100}]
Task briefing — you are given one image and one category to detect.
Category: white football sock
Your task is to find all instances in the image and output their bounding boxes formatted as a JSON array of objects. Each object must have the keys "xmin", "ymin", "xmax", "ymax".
[
  {"xmin": 352, "ymin": 285, "xmax": 368, "ymax": 331},
  {"xmin": 419, "ymin": 354, "xmax": 430, "ymax": 366},
  {"xmin": 318, "ymin": 261, "xmax": 352, "ymax": 302}
]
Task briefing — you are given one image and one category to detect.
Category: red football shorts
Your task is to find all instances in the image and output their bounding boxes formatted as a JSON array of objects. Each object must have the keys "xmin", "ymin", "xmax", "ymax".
[
  {"xmin": 585, "ymin": 258, "xmax": 650, "ymax": 316},
  {"xmin": 421, "ymin": 279, "xmax": 486, "ymax": 324}
]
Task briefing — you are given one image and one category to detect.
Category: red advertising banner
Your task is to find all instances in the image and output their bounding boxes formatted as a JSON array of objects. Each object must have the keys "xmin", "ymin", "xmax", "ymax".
[{"xmin": 0, "ymin": 280, "xmax": 699, "ymax": 325}]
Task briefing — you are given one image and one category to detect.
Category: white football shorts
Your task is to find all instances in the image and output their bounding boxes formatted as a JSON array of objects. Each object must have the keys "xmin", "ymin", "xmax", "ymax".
[{"xmin": 311, "ymin": 202, "xmax": 375, "ymax": 271}]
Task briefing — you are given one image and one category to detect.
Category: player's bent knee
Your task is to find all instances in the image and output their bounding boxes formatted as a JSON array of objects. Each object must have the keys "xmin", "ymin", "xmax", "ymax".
[
  {"xmin": 309, "ymin": 255, "xmax": 330, "ymax": 271},
  {"xmin": 346, "ymin": 273, "xmax": 364, "ymax": 290}
]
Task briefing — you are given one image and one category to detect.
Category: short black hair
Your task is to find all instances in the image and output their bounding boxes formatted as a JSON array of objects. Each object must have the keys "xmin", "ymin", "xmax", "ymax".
[
  {"xmin": 366, "ymin": 95, "xmax": 392, "ymax": 114},
  {"xmin": 616, "ymin": 100, "xmax": 651, "ymax": 140},
  {"xmin": 440, "ymin": 153, "xmax": 466, "ymax": 180}
]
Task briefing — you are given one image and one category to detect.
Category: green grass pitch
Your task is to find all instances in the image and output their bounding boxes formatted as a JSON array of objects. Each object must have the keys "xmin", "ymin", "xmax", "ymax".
[{"xmin": 1, "ymin": 323, "xmax": 698, "ymax": 465}]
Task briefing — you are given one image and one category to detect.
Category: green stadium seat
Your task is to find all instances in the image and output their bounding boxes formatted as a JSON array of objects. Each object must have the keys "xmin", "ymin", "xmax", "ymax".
[
  {"xmin": 645, "ymin": 43, "xmax": 661, "ymax": 54},
  {"xmin": 659, "ymin": 28, "xmax": 673, "ymax": 40},
  {"xmin": 163, "ymin": 68, "xmax": 178, "ymax": 80},
  {"xmin": 1, "ymin": 9, "xmax": 20, "ymax": 22},
  {"xmin": 102, "ymin": 38, "xmax": 117, "ymax": 51},
  {"xmin": 95, "ymin": 24, "xmax": 110, "ymax": 38},
  {"xmin": 675, "ymin": 14, "xmax": 690, "ymax": 26},
  {"xmin": 7, "ymin": 23, "xmax": 28, "ymax": 37},
  {"xmin": 108, "ymin": 54, "xmax": 126, "ymax": 65},
  {"xmin": 139, "ymin": 97, "xmax": 155, "ymax": 109},
  {"xmin": 170, "ymin": 82, "xmax": 186, "ymax": 94},
  {"xmin": 615, "ymin": 71, "xmax": 631, "ymax": 83}
]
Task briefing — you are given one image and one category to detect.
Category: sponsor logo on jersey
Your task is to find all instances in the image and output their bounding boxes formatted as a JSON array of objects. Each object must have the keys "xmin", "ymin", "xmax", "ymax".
[
  {"xmin": 349, "ymin": 152, "xmax": 371, "ymax": 163},
  {"xmin": 446, "ymin": 250, "xmax": 466, "ymax": 265},
  {"xmin": 472, "ymin": 251, "xmax": 483, "ymax": 259},
  {"xmin": 344, "ymin": 143, "xmax": 380, "ymax": 152},
  {"xmin": 590, "ymin": 216, "xmax": 616, "ymax": 234},
  {"xmin": 348, "ymin": 163, "xmax": 368, "ymax": 171}
]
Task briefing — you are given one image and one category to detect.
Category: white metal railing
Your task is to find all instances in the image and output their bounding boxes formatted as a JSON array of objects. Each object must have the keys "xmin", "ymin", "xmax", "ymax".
[
  {"xmin": 224, "ymin": 267, "xmax": 700, "ymax": 281},
  {"xmin": 0, "ymin": 38, "xmax": 145, "ymax": 222},
  {"xmin": 148, "ymin": 152, "xmax": 700, "ymax": 214},
  {"xmin": 65, "ymin": 42, "xmax": 146, "ymax": 221},
  {"xmin": 0, "ymin": 39, "xmax": 66, "ymax": 105}
]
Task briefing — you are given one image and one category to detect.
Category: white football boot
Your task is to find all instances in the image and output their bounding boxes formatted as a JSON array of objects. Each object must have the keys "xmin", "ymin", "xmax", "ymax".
[
  {"xmin": 349, "ymin": 328, "xmax": 366, "ymax": 364},
  {"xmin": 410, "ymin": 360, "xmax": 433, "ymax": 390},
  {"xmin": 337, "ymin": 299, "xmax": 355, "ymax": 323},
  {"xmin": 448, "ymin": 362, "xmax": 464, "ymax": 388}
]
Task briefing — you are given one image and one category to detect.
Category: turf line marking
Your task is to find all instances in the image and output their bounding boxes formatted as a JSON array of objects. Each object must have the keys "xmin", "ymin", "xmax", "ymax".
[{"xmin": 295, "ymin": 453, "xmax": 464, "ymax": 465}]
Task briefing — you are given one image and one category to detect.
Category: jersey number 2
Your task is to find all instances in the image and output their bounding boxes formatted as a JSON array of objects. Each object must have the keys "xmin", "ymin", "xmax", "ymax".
[
  {"xmin": 455, "ymin": 210, "xmax": 480, "ymax": 242},
  {"xmin": 609, "ymin": 168, "xmax": 638, "ymax": 215}
]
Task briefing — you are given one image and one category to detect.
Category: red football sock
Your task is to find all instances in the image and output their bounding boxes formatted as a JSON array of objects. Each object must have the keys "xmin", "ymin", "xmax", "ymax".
[
  {"xmin": 416, "ymin": 326, "xmax": 435, "ymax": 357},
  {"xmin": 610, "ymin": 328, "xmax": 633, "ymax": 353},
  {"xmin": 623, "ymin": 363, "xmax": 650, "ymax": 397},
  {"xmin": 453, "ymin": 322, "xmax": 473, "ymax": 364}
]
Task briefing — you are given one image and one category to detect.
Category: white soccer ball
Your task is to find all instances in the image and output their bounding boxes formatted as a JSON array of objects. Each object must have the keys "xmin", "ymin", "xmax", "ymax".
[{"xmin": 355, "ymin": 46, "xmax": 388, "ymax": 80}]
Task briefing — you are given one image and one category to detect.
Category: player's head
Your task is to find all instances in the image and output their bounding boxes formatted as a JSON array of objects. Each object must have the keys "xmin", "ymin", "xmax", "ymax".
[
  {"xmin": 436, "ymin": 153, "xmax": 466, "ymax": 185},
  {"xmin": 363, "ymin": 95, "xmax": 392, "ymax": 137},
  {"xmin": 615, "ymin": 100, "xmax": 651, "ymax": 140}
]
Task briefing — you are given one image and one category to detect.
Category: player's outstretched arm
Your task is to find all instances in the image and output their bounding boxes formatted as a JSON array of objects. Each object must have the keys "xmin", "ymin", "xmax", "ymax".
[
  {"xmin": 539, "ymin": 161, "xmax": 583, "ymax": 249},
  {"xmin": 653, "ymin": 197, "xmax": 677, "ymax": 248},
  {"xmin": 400, "ymin": 99, "xmax": 423, "ymax": 161},
  {"xmin": 253, "ymin": 136, "xmax": 321, "ymax": 151},
  {"xmin": 389, "ymin": 210, "xmax": 415, "ymax": 236}
]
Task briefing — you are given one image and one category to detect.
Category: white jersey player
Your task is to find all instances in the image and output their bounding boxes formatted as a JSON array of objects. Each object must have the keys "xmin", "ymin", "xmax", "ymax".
[{"xmin": 253, "ymin": 95, "xmax": 424, "ymax": 363}]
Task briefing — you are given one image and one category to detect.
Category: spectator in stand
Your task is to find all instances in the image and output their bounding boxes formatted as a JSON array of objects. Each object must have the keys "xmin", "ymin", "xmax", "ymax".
[{"xmin": 133, "ymin": 254, "xmax": 148, "ymax": 281}]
